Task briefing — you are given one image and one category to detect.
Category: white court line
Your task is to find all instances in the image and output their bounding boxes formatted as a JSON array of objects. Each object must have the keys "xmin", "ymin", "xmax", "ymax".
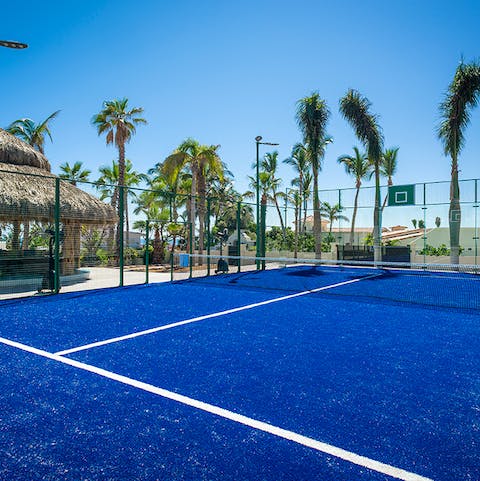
[
  {"xmin": 55, "ymin": 275, "xmax": 379, "ymax": 356},
  {"xmin": 1, "ymin": 336, "xmax": 432, "ymax": 481}
]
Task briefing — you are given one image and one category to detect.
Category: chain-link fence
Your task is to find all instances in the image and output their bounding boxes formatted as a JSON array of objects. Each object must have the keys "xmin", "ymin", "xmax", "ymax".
[{"xmin": 0, "ymin": 169, "xmax": 478, "ymax": 299}]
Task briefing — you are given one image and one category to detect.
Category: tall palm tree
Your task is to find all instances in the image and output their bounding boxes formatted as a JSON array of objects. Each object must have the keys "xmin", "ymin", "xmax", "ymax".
[
  {"xmin": 284, "ymin": 143, "xmax": 310, "ymax": 235},
  {"xmin": 262, "ymin": 151, "xmax": 285, "ymax": 237},
  {"xmin": 340, "ymin": 89, "xmax": 384, "ymax": 262},
  {"xmin": 296, "ymin": 93, "xmax": 331, "ymax": 258},
  {"xmin": 337, "ymin": 147, "xmax": 371, "ymax": 244},
  {"xmin": 320, "ymin": 202, "xmax": 349, "ymax": 236},
  {"xmin": 438, "ymin": 61, "xmax": 480, "ymax": 264},
  {"xmin": 6, "ymin": 110, "xmax": 60, "ymax": 154},
  {"xmin": 162, "ymin": 139, "xmax": 222, "ymax": 262},
  {"xmin": 92, "ymin": 98, "xmax": 146, "ymax": 247},
  {"xmin": 59, "ymin": 161, "xmax": 91, "ymax": 186},
  {"xmin": 380, "ymin": 147, "xmax": 399, "ymax": 210}
]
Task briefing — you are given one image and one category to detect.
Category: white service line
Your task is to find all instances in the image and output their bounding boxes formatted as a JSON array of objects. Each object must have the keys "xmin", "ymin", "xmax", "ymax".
[
  {"xmin": 0, "ymin": 336, "xmax": 432, "ymax": 481},
  {"xmin": 55, "ymin": 275, "xmax": 378, "ymax": 356}
]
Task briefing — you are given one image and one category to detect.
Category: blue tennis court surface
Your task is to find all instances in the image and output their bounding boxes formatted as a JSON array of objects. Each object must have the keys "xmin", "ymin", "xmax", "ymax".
[{"xmin": 0, "ymin": 265, "xmax": 479, "ymax": 480}]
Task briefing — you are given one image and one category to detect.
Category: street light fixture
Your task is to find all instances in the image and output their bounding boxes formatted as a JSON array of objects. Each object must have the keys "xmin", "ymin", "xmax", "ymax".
[
  {"xmin": 255, "ymin": 135, "xmax": 279, "ymax": 269},
  {"xmin": 0, "ymin": 40, "xmax": 28, "ymax": 49}
]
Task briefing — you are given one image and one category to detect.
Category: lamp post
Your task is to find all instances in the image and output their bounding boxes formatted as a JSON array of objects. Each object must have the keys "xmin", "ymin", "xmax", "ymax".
[
  {"xmin": 255, "ymin": 136, "xmax": 279, "ymax": 268},
  {"xmin": 0, "ymin": 40, "xmax": 28, "ymax": 49}
]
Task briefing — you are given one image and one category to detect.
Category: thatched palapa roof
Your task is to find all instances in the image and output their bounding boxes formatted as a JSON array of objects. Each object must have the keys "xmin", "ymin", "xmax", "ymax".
[
  {"xmin": 0, "ymin": 129, "xmax": 51, "ymax": 171},
  {"xmin": 0, "ymin": 129, "xmax": 116, "ymax": 225}
]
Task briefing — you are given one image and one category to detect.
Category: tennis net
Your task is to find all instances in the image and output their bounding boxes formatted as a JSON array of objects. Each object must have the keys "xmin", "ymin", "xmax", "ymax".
[{"xmin": 172, "ymin": 253, "xmax": 480, "ymax": 311}]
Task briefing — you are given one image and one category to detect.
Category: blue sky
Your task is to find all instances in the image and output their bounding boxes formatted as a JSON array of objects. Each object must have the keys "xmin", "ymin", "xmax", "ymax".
[{"xmin": 1, "ymin": 0, "xmax": 479, "ymax": 204}]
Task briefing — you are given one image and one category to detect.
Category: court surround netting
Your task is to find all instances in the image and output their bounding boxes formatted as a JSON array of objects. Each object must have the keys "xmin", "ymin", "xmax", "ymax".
[{"xmin": 173, "ymin": 253, "xmax": 480, "ymax": 311}]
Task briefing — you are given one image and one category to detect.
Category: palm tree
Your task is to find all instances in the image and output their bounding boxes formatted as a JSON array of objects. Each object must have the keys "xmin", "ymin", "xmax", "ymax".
[
  {"xmin": 6, "ymin": 110, "xmax": 60, "ymax": 154},
  {"xmin": 340, "ymin": 89, "xmax": 384, "ymax": 262},
  {"xmin": 96, "ymin": 159, "xmax": 147, "ymax": 246},
  {"xmin": 59, "ymin": 161, "xmax": 91, "ymax": 186},
  {"xmin": 296, "ymin": 93, "xmax": 331, "ymax": 258},
  {"xmin": 162, "ymin": 139, "xmax": 222, "ymax": 263},
  {"xmin": 7, "ymin": 110, "xmax": 60, "ymax": 249},
  {"xmin": 92, "ymin": 98, "xmax": 146, "ymax": 246},
  {"xmin": 380, "ymin": 147, "xmax": 399, "ymax": 210},
  {"xmin": 284, "ymin": 143, "xmax": 310, "ymax": 235},
  {"xmin": 320, "ymin": 202, "xmax": 349, "ymax": 236},
  {"xmin": 438, "ymin": 61, "xmax": 480, "ymax": 264},
  {"xmin": 301, "ymin": 171, "xmax": 313, "ymax": 235},
  {"xmin": 337, "ymin": 147, "xmax": 371, "ymax": 245},
  {"xmin": 262, "ymin": 151, "xmax": 285, "ymax": 237}
]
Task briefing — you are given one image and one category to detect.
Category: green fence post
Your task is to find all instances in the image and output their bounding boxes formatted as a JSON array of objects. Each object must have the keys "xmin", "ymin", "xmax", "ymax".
[
  {"xmin": 237, "ymin": 201, "xmax": 241, "ymax": 273},
  {"xmin": 206, "ymin": 197, "xmax": 211, "ymax": 277},
  {"xmin": 189, "ymin": 222, "xmax": 193, "ymax": 279},
  {"xmin": 145, "ymin": 219, "xmax": 149, "ymax": 284},
  {"xmin": 422, "ymin": 183, "xmax": 427, "ymax": 265},
  {"xmin": 261, "ymin": 201, "xmax": 267, "ymax": 270},
  {"xmin": 119, "ymin": 185, "xmax": 124, "ymax": 287},
  {"xmin": 474, "ymin": 179, "xmax": 478, "ymax": 266},
  {"xmin": 54, "ymin": 178, "xmax": 61, "ymax": 294}
]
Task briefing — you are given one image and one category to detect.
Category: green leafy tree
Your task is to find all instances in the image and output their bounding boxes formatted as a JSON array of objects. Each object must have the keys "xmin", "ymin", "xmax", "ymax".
[
  {"xmin": 162, "ymin": 139, "xmax": 222, "ymax": 262},
  {"xmin": 438, "ymin": 61, "xmax": 480, "ymax": 263},
  {"xmin": 261, "ymin": 151, "xmax": 286, "ymax": 237},
  {"xmin": 296, "ymin": 93, "xmax": 332, "ymax": 258},
  {"xmin": 92, "ymin": 98, "xmax": 146, "ymax": 248},
  {"xmin": 284, "ymin": 143, "xmax": 310, "ymax": 234},
  {"xmin": 337, "ymin": 147, "xmax": 371, "ymax": 245},
  {"xmin": 59, "ymin": 161, "xmax": 91, "ymax": 186},
  {"xmin": 6, "ymin": 110, "xmax": 60, "ymax": 154},
  {"xmin": 340, "ymin": 89, "xmax": 384, "ymax": 262},
  {"xmin": 320, "ymin": 202, "xmax": 349, "ymax": 236},
  {"xmin": 380, "ymin": 147, "xmax": 399, "ymax": 210},
  {"xmin": 6, "ymin": 110, "xmax": 60, "ymax": 248},
  {"xmin": 96, "ymin": 159, "xmax": 147, "ymax": 246}
]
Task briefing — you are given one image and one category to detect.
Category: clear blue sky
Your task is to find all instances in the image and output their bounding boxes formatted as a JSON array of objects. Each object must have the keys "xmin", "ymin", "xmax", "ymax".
[{"xmin": 1, "ymin": 0, "xmax": 479, "ymax": 202}]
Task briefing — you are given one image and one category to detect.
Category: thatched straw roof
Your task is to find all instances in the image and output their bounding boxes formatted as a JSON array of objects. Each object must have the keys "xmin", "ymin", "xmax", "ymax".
[
  {"xmin": 0, "ymin": 129, "xmax": 116, "ymax": 225},
  {"xmin": 0, "ymin": 129, "xmax": 51, "ymax": 171},
  {"xmin": 0, "ymin": 164, "xmax": 117, "ymax": 225}
]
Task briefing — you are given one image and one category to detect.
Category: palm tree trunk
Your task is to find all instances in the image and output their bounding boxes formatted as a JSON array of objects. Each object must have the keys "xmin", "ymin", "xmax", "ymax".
[
  {"xmin": 197, "ymin": 172, "xmax": 206, "ymax": 265},
  {"xmin": 381, "ymin": 177, "xmax": 392, "ymax": 212},
  {"xmin": 294, "ymin": 203, "xmax": 298, "ymax": 258},
  {"xmin": 124, "ymin": 190, "xmax": 129, "ymax": 247},
  {"xmin": 273, "ymin": 195, "xmax": 286, "ymax": 236},
  {"xmin": 312, "ymin": 163, "xmax": 322, "ymax": 259},
  {"xmin": 350, "ymin": 181, "xmax": 361, "ymax": 245},
  {"xmin": 190, "ymin": 168, "xmax": 197, "ymax": 263},
  {"xmin": 152, "ymin": 227, "xmax": 162, "ymax": 264},
  {"xmin": 298, "ymin": 174, "xmax": 303, "ymax": 234},
  {"xmin": 117, "ymin": 143, "xmax": 126, "ymax": 257},
  {"xmin": 373, "ymin": 162, "xmax": 382, "ymax": 263},
  {"xmin": 449, "ymin": 156, "xmax": 461, "ymax": 264}
]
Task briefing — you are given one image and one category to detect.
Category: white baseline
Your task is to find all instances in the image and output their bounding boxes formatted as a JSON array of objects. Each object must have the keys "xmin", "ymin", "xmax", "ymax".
[
  {"xmin": 1, "ymin": 336, "xmax": 432, "ymax": 481},
  {"xmin": 55, "ymin": 275, "xmax": 378, "ymax": 356}
]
